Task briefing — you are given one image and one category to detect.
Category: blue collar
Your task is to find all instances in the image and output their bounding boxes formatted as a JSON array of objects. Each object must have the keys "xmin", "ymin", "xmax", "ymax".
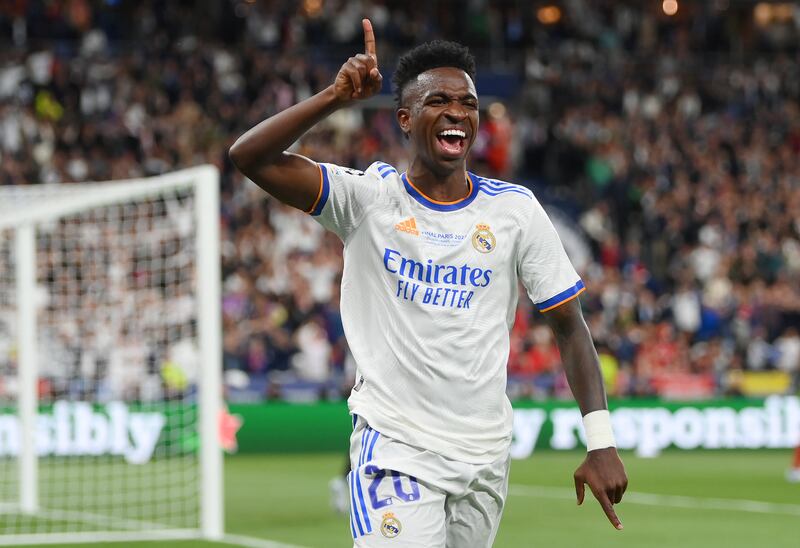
[{"xmin": 401, "ymin": 172, "xmax": 480, "ymax": 212}]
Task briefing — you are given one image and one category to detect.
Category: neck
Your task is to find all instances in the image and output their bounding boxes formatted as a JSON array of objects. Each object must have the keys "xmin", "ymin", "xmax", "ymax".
[{"xmin": 407, "ymin": 158, "xmax": 470, "ymax": 202}]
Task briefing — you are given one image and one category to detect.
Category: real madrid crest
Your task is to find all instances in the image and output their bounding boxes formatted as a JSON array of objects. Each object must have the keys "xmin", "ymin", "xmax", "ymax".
[
  {"xmin": 380, "ymin": 511, "xmax": 402, "ymax": 538},
  {"xmin": 472, "ymin": 223, "xmax": 496, "ymax": 253}
]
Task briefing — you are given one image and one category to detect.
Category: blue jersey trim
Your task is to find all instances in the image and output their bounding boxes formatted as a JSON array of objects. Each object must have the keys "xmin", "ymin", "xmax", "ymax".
[
  {"xmin": 478, "ymin": 186, "xmax": 533, "ymax": 198},
  {"xmin": 475, "ymin": 176, "xmax": 533, "ymax": 199},
  {"xmin": 536, "ymin": 280, "xmax": 586, "ymax": 311},
  {"xmin": 366, "ymin": 430, "xmax": 379, "ymax": 462},
  {"xmin": 310, "ymin": 164, "xmax": 330, "ymax": 216},
  {"xmin": 355, "ymin": 473, "xmax": 372, "ymax": 533},
  {"xmin": 358, "ymin": 428, "xmax": 368, "ymax": 466},
  {"xmin": 402, "ymin": 172, "xmax": 534, "ymax": 209},
  {"xmin": 401, "ymin": 172, "xmax": 479, "ymax": 212},
  {"xmin": 349, "ymin": 471, "xmax": 365, "ymax": 537},
  {"xmin": 351, "ymin": 425, "xmax": 378, "ymax": 537},
  {"xmin": 348, "ymin": 477, "xmax": 357, "ymax": 538},
  {"xmin": 376, "ymin": 162, "xmax": 398, "ymax": 179},
  {"xmin": 477, "ymin": 177, "xmax": 515, "ymax": 189}
]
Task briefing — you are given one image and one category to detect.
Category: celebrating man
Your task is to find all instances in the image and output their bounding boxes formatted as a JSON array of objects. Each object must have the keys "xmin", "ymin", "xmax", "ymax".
[{"xmin": 230, "ymin": 19, "xmax": 627, "ymax": 547}]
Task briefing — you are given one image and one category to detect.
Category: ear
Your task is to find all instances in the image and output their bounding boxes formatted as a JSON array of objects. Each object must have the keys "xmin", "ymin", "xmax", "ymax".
[{"xmin": 396, "ymin": 107, "xmax": 411, "ymax": 140}]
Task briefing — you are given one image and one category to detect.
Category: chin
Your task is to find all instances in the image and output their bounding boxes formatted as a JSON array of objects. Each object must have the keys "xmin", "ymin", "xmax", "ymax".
[
  {"xmin": 440, "ymin": 150, "xmax": 469, "ymax": 166},
  {"xmin": 425, "ymin": 157, "xmax": 464, "ymax": 177}
]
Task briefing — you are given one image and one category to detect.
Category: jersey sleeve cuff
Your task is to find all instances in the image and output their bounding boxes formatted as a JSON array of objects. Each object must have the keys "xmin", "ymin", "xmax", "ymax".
[
  {"xmin": 536, "ymin": 280, "xmax": 586, "ymax": 312},
  {"xmin": 306, "ymin": 163, "xmax": 330, "ymax": 216}
]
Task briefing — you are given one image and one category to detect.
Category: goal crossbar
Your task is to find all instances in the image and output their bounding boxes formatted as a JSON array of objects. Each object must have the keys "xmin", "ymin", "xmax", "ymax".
[{"xmin": 0, "ymin": 166, "xmax": 218, "ymax": 230}]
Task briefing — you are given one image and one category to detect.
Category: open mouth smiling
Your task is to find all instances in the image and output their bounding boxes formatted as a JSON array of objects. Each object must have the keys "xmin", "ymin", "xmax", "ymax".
[{"xmin": 435, "ymin": 128, "xmax": 467, "ymax": 157}]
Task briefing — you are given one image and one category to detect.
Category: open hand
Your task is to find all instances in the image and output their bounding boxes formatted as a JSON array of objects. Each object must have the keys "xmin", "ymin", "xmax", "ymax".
[
  {"xmin": 333, "ymin": 19, "xmax": 383, "ymax": 102},
  {"xmin": 574, "ymin": 447, "xmax": 628, "ymax": 530}
]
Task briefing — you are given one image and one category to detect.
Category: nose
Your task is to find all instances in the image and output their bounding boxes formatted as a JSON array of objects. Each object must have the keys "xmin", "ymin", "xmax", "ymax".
[{"xmin": 444, "ymin": 103, "xmax": 467, "ymax": 122}]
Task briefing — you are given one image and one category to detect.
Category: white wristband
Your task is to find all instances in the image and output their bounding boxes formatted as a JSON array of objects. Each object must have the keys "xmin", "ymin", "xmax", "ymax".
[{"xmin": 582, "ymin": 410, "xmax": 616, "ymax": 452}]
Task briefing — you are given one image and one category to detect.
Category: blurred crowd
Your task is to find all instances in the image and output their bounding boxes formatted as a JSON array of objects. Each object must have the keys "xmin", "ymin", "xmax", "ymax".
[{"xmin": 0, "ymin": 0, "xmax": 798, "ymax": 402}]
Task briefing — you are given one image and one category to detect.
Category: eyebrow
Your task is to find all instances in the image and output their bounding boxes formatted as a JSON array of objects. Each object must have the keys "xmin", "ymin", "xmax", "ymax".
[{"xmin": 424, "ymin": 91, "xmax": 478, "ymax": 101}]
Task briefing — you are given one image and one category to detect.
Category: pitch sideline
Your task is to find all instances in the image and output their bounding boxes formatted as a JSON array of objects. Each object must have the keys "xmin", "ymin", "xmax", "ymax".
[{"xmin": 508, "ymin": 484, "xmax": 800, "ymax": 516}]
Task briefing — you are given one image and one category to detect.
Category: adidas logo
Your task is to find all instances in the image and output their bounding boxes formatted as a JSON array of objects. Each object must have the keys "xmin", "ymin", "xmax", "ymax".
[{"xmin": 394, "ymin": 217, "xmax": 419, "ymax": 236}]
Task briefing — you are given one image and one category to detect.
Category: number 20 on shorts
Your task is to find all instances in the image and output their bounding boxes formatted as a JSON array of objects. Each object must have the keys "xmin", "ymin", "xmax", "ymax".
[{"xmin": 364, "ymin": 465, "xmax": 421, "ymax": 509}]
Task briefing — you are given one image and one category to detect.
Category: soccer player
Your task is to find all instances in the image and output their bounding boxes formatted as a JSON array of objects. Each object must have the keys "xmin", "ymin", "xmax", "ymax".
[{"xmin": 230, "ymin": 19, "xmax": 627, "ymax": 546}]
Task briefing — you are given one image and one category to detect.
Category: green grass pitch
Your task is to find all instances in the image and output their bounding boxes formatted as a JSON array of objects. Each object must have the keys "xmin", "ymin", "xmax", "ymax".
[{"xmin": 8, "ymin": 449, "xmax": 799, "ymax": 548}]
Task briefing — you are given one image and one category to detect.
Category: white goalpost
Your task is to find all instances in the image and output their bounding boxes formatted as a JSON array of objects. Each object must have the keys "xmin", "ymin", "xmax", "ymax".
[{"xmin": 0, "ymin": 166, "xmax": 223, "ymax": 544}]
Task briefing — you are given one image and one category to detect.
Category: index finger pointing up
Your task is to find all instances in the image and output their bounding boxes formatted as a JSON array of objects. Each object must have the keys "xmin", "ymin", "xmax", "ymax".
[{"xmin": 363, "ymin": 18, "xmax": 377, "ymax": 61}]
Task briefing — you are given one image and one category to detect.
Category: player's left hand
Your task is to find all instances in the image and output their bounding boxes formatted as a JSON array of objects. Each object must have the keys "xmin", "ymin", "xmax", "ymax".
[{"xmin": 573, "ymin": 447, "xmax": 628, "ymax": 530}]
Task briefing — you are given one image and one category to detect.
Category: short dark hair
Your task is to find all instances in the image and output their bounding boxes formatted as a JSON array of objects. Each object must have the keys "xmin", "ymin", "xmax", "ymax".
[{"xmin": 392, "ymin": 40, "xmax": 476, "ymax": 107}]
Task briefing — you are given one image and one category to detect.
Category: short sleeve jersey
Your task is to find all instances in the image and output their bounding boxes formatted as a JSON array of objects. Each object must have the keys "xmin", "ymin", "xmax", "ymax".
[{"xmin": 309, "ymin": 161, "xmax": 584, "ymax": 464}]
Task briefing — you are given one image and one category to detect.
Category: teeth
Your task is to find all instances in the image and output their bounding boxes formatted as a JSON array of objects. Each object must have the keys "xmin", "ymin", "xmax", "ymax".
[{"xmin": 438, "ymin": 129, "xmax": 466, "ymax": 138}]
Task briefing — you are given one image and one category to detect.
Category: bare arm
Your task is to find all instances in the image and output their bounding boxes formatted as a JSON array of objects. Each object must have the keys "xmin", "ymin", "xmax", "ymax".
[
  {"xmin": 544, "ymin": 298, "xmax": 628, "ymax": 530},
  {"xmin": 544, "ymin": 298, "xmax": 607, "ymax": 415},
  {"xmin": 228, "ymin": 19, "xmax": 383, "ymax": 211}
]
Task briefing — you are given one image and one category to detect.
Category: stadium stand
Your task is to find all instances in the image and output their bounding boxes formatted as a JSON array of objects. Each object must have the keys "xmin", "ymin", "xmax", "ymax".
[{"xmin": 0, "ymin": 0, "xmax": 798, "ymax": 402}]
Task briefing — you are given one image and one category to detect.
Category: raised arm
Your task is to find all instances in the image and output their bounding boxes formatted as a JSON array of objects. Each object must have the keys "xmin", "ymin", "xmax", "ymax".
[
  {"xmin": 544, "ymin": 298, "xmax": 628, "ymax": 530},
  {"xmin": 228, "ymin": 19, "xmax": 383, "ymax": 211}
]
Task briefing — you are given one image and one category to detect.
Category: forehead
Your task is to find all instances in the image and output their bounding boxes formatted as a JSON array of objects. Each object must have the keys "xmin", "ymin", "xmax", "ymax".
[{"xmin": 408, "ymin": 67, "xmax": 476, "ymax": 100}]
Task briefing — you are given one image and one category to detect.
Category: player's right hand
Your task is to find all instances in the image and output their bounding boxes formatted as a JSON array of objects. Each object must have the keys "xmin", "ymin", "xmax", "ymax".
[{"xmin": 333, "ymin": 18, "xmax": 383, "ymax": 103}]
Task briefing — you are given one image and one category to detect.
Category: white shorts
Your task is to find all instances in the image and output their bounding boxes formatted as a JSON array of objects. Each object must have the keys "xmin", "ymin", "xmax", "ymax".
[{"xmin": 347, "ymin": 415, "xmax": 510, "ymax": 547}]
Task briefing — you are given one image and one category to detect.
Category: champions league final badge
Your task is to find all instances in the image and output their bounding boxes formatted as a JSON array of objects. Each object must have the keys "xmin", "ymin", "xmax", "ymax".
[
  {"xmin": 380, "ymin": 512, "xmax": 402, "ymax": 538},
  {"xmin": 472, "ymin": 223, "xmax": 496, "ymax": 253}
]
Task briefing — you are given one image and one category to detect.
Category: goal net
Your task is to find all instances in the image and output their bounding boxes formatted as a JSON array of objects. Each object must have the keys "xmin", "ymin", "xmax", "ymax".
[{"xmin": 0, "ymin": 166, "xmax": 223, "ymax": 544}]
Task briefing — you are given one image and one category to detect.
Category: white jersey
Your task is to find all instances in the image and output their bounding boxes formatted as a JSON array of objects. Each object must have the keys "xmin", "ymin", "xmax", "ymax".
[{"xmin": 309, "ymin": 161, "xmax": 583, "ymax": 464}]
